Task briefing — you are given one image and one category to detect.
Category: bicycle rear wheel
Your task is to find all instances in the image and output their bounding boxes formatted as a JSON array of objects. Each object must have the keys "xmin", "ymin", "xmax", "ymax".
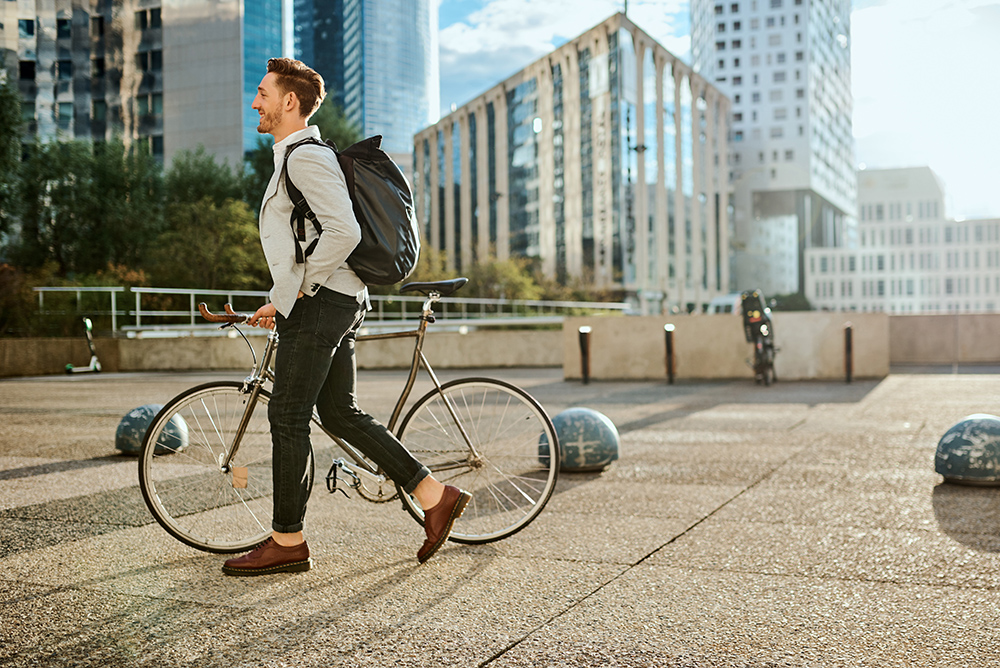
[
  {"xmin": 138, "ymin": 381, "xmax": 314, "ymax": 554},
  {"xmin": 395, "ymin": 378, "xmax": 560, "ymax": 544}
]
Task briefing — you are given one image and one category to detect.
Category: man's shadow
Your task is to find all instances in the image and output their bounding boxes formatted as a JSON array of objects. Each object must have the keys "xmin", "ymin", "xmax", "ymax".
[{"xmin": 932, "ymin": 482, "xmax": 1000, "ymax": 553}]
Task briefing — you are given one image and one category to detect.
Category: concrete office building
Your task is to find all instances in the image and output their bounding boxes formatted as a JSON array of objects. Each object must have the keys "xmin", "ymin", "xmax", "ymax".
[
  {"xmin": 414, "ymin": 13, "xmax": 731, "ymax": 313},
  {"xmin": 805, "ymin": 167, "xmax": 1000, "ymax": 314},
  {"xmin": 691, "ymin": 0, "xmax": 856, "ymax": 296},
  {"xmin": 2, "ymin": 0, "xmax": 286, "ymax": 166},
  {"xmin": 295, "ymin": 0, "xmax": 438, "ymax": 165}
]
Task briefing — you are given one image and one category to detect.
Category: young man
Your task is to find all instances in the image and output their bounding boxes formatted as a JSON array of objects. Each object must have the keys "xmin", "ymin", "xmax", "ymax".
[{"xmin": 222, "ymin": 58, "xmax": 470, "ymax": 576}]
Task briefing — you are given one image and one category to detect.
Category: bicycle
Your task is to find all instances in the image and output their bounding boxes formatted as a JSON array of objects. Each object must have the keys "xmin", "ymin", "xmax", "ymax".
[{"xmin": 137, "ymin": 278, "xmax": 561, "ymax": 554}]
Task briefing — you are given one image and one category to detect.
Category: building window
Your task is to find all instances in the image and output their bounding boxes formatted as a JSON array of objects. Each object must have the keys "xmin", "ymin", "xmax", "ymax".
[
  {"xmin": 733, "ymin": 76, "xmax": 742, "ymax": 85},
  {"xmin": 769, "ymin": 89, "xmax": 782, "ymax": 101},
  {"xmin": 716, "ymin": 41, "xmax": 726, "ymax": 50},
  {"xmin": 91, "ymin": 58, "xmax": 105, "ymax": 78},
  {"xmin": 796, "ymin": 51, "xmax": 804, "ymax": 61},
  {"xmin": 732, "ymin": 39, "xmax": 741, "ymax": 49},
  {"xmin": 718, "ymin": 22, "xmax": 726, "ymax": 32},
  {"xmin": 734, "ymin": 130, "xmax": 743, "ymax": 141},
  {"xmin": 718, "ymin": 59, "xmax": 725, "ymax": 69},
  {"xmin": 776, "ymin": 53, "xmax": 786, "ymax": 63},
  {"xmin": 22, "ymin": 102, "xmax": 35, "ymax": 123},
  {"xmin": 769, "ymin": 34, "xmax": 782, "ymax": 46},
  {"xmin": 715, "ymin": 4, "xmax": 724, "ymax": 14},
  {"xmin": 92, "ymin": 16, "xmax": 105, "ymax": 37},
  {"xmin": 734, "ymin": 21, "xmax": 741, "ymax": 30},
  {"xmin": 92, "ymin": 100, "xmax": 106, "ymax": 122},
  {"xmin": 785, "ymin": 149, "xmax": 793, "ymax": 161},
  {"xmin": 135, "ymin": 10, "xmax": 148, "ymax": 29},
  {"xmin": 774, "ymin": 108, "xmax": 786, "ymax": 120},
  {"xmin": 57, "ymin": 60, "xmax": 73, "ymax": 80},
  {"xmin": 19, "ymin": 61, "xmax": 36, "ymax": 80},
  {"xmin": 18, "ymin": 19, "xmax": 34, "ymax": 38},
  {"xmin": 150, "ymin": 8, "xmax": 162, "ymax": 28},
  {"xmin": 731, "ymin": 3, "xmax": 739, "ymax": 11},
  {"xmin": 770, "ymin": 0, "xmax": 782, "ymax": 7},
  {"xmin": 767, "ymin": 16, "xmax": 775, "ymax": 27},
  {"xmin": 773, "ymin": 71, "xmax": 786, "ymax": 82},
  {"xmin": 57, "ymin": 18, "xmax": 71, "ymax": 39}
]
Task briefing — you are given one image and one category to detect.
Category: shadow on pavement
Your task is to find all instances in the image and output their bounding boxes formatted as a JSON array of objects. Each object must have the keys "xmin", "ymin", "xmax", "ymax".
[{"xmin": 931, "ymin": 482, "xmax": 1000, "ymax": 553}]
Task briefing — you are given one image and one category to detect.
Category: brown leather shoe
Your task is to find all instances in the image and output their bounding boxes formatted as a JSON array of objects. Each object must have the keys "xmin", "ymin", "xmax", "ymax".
[
  {"xmin": 417, "ymin": 485, "xmax": 471, "ymax": 564},
  {"xmin": 222, "ymin": 537, "xmax": 312, "ymax": 576}
]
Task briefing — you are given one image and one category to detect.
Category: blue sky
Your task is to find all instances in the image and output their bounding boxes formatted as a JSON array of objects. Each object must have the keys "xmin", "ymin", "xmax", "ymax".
[{"xmin": 436, "ymin": 0, "xmax": 1000, "ymax": 220}]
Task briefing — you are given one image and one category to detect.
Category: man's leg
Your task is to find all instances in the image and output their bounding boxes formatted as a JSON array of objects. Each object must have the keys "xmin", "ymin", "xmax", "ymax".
[{"xmin": 314, "ymin": 301, "xmax": 470, "ymax": 562}]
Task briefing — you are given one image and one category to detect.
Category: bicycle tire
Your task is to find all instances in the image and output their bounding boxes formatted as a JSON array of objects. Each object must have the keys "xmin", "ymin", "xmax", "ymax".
[
  {"xmin": 394, "ymin": 378, "xmax": 560, "ymax": 544},
  {"xmin": 138, "ymin": 381, "xmax": 315, "ymax": 554}
]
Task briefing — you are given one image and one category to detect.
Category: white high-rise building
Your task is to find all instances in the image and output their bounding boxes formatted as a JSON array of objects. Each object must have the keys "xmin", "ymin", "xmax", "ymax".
[
  {"xmin": 691, "ymin": 0, "xmax": 856, "ymax": 296},
  {"xmin": 806, "ymin": 167, "xmax": 1000, "ymax": 314}
]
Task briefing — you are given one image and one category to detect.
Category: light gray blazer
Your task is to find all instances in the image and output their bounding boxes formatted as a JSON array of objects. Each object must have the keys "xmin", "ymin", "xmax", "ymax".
[{"xmin": 259, "ymin": 125, "xmax": 367, "ymax": 318}]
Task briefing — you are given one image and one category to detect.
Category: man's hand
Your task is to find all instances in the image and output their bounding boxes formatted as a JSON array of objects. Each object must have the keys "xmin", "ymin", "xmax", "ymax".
[{"xmin": 249, "ymin": 302, "xmax": 277, "ymax": 329}]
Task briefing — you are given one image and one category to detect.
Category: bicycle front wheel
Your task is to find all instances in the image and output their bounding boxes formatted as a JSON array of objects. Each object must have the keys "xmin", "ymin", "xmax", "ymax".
[
  {"xmin": 395, "ymin": 378, "xmax": 560, "ymax": 544},
  {"xmin": 138, "ymin": 381, "xmax": 306, "ymax": 554}
]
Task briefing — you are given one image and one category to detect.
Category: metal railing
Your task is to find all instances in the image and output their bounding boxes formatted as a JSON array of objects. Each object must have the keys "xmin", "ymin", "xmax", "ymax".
[
  {"xmin": 33, "ymin": 286, "xmax": 126, "ymax": 332},
  {"xmin": 32, "ymin": 285, "xmax": 630, "ymax": 335}
]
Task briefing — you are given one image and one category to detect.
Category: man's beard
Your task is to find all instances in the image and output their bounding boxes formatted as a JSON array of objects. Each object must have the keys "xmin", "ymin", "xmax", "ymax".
[{"xmin": 257, "ymin": 107, "xmax": 281, "ymax": 134}]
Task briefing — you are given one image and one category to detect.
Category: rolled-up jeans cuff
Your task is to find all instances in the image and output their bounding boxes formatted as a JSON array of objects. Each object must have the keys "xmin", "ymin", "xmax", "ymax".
[
  {"xmin": 401, "ymin": 466, "xmax": 432, "ymax": 495},
  {"xmin": 272, "ymin": 520, "xmax": 304, "ymax": 534}
]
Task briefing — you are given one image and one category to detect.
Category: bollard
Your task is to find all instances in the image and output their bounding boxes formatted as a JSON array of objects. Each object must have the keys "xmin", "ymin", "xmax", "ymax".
[
  {"xmin": 844, "ymin": 322, "xmax": 853, "ymax": 384},
  {"xmin": 578, "ymin": 326, "xmax": 592, "ymax": 384},
  {"xmin": 664, "ymin": 324, "xmax": 675, "ymax": 384}
]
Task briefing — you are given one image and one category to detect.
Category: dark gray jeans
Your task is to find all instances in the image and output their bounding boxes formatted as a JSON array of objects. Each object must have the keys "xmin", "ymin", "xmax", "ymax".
[{"xmin": 269, "ymin": 287, "xmax": 430, "ymax": 533}]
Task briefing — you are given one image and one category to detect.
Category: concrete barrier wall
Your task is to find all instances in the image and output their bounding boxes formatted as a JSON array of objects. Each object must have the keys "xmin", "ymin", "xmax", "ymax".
[
  {"xmin": 562, "ymin": 312, "xmax": 890, "ymax": 381},
  {"xmin": 0, "ymin": 329, "xmax": 563, "ymax": 377},
  {"xmin": 6, "ymin": 314, "xmax": 1000, "ymax": 379},
  {"xmin": 890, "ymin": 314, "xmax": 1000, "ymax": 365}
]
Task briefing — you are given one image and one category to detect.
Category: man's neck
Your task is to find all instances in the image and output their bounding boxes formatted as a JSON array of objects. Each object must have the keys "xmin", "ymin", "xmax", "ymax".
[{"xmin": 272, "ymin": 121, "xmax": 309, "ymax": 144}]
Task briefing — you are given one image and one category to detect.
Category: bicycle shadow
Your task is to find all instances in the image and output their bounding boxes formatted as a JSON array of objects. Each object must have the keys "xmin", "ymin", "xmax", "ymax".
[
  {"xmin": 931, "ymin": 482, "xmax": 1000, "ymax": 553},
  {"xmin": 13, "ymin": 542, "xmax": 500, "ymax": 665}
]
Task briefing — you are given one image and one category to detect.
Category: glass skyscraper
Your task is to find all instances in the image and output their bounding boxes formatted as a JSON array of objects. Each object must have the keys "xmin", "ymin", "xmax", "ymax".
[
  {"xmin": 294, "ymin": 0, "xmax": 438, "ymax": 159},
  {"xmin": 243, "ymin": 0, "xmax": 286, "ymax": 154}
]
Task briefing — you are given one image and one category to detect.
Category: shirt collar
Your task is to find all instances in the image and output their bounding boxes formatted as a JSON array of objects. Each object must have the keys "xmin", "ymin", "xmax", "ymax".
[{"xmin": 272, "ymin": 125, "xmax": 321, "ymax": 156}]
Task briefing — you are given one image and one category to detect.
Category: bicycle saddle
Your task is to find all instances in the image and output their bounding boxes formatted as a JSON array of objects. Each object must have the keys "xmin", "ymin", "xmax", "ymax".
[{"xmin": 399, "ymin": 278, "xmax": 468, "ymax": 296}]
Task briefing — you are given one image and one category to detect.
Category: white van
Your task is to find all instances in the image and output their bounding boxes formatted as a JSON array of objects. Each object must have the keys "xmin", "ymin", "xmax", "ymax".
[{"xmin": 707, "ymin": 293, "xmax": 742, "ymax": 315}]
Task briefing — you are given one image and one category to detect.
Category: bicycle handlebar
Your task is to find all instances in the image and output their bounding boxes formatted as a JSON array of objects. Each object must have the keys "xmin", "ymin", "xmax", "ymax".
[{"xmin": 198, "ymin": 302, "xmax": 252, "ymax": 324}]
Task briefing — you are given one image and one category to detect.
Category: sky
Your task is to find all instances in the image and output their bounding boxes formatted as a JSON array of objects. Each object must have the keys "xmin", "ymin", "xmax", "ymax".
[{"xmin": 437, "ymin": 0, "xmax": 1000, "ymax": 220}]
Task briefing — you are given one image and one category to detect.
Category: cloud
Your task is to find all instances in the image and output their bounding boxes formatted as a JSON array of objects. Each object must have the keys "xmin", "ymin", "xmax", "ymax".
[
  {"xmin": 852, "ymin": 0, "xmax": 1000, "ymax": 217},
  {"xmin": 438, "ymin": 0, "xmax": 688, "ymax": 111}
]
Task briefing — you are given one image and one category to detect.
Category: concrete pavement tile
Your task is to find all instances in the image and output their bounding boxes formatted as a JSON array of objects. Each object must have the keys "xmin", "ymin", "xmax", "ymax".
[
  {"xmin": 488, "ymin": 564, "xmax": 1000, "ymax": 668},
  {"xmin": 713, "ymin": 486, "xmax": 941, "ymax": 532},
  {"xmin": 0, "ymin": 457, "xmax": 139, "ymax": 510},
  {"xmin": 545, "ymin": 478, "xmax": 744, "ymax": 520},
  {"xmin": 650, "ymin": 518, "xmax": 1000, "ymax": 588}
]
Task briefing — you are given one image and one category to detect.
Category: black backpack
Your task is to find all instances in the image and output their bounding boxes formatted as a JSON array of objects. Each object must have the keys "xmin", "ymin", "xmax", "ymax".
[{"xmin": 281, "ymin": 135, "xmax": 420, "ymax": 285}]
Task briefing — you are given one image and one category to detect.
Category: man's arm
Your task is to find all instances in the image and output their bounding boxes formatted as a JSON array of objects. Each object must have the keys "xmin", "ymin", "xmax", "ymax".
[{"xmin": 286, "ymin": 144, "xmax": 362, "ymax": 295}]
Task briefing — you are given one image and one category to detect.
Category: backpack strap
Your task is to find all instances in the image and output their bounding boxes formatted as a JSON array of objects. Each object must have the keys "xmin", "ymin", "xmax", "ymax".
[{"xmin": 282, "ymin": 137, "xmax": 335, "ymax": 264}]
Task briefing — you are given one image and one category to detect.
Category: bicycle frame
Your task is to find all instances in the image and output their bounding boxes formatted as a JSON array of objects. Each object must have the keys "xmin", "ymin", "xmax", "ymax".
[{"xmin": 216, "ymin": 290, "xmax": 477, "ymax": 493}]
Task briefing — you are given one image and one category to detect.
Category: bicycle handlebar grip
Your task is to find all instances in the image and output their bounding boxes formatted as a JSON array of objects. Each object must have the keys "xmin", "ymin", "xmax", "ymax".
[{"xmin": 198, "ymin": 302, "xmax": 249, "ymax": 324}]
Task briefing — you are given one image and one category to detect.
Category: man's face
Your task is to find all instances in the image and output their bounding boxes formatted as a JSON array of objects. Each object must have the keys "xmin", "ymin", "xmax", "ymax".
[{"xmin": 252, "ymin": 73, "xmax": 286, "ymax": 136}]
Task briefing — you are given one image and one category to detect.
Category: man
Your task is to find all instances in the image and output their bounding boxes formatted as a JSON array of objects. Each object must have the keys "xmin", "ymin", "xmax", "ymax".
[{"xmin": 222, "ymin": 58, "xmax": 470, "ymax": 576}]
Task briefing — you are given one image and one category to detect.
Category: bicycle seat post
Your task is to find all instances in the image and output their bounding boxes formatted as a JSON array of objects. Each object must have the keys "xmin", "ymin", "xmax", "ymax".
[{"xmin": 422, "ymin": 291, "xmax": 441, "ymax": 319}]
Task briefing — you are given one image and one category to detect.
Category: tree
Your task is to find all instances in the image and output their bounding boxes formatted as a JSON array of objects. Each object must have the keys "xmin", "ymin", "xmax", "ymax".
[
  {"xmin": 149, "ymin": 197, "xmax": 267, "ymax": 290},
  {"xmin": 11, "ymin": 138, "xmax": 162, "ymax": 277},
  {"xmin": 309, "ymin": 97, "xmax": 363, "ymax": 150},
  {"xmin": 167, "ymin": 146, "xmax": 242, "ymax": 206},
  {"xmin": 0, "ymin": 78, "xmax": 21, "ymax": 242},
  {"xmin": 465, "ymin": 258, "xmax": 543, "ymax": 301}
]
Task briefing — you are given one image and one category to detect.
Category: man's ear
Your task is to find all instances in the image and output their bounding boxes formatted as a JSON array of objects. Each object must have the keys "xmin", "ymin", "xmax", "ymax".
[{"xmin": 284, "ymin": 91, "xmax": 299, "ymax": 114}]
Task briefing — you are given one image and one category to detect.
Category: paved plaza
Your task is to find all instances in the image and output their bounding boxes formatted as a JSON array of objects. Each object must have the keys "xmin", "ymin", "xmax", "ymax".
[{"xmin": 1, "ymin": 367, "xmax": 999, "ymax": 667}]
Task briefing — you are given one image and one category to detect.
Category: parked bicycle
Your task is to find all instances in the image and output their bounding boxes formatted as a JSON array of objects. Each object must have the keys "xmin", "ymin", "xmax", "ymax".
[
  {"xmin": 741, "ymin": 289, "xmax": 777, "ymax": 386},
  {"xmin": 138, "ymin": 278, "xmax": 561, "ymax": 554}
]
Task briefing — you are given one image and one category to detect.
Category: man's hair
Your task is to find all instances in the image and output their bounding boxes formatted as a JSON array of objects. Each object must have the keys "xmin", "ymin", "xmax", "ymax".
[{"xmin": 266, "ymin": 58, "xmax": 325, "ymax": 118}]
